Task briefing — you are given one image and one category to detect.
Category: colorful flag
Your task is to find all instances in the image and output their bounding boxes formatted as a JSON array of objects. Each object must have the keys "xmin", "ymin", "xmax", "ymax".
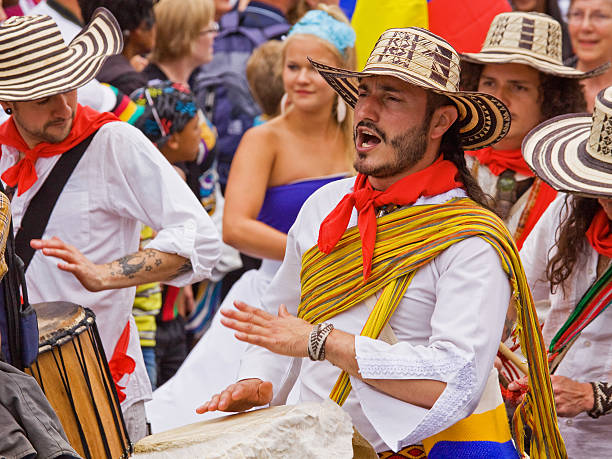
[
  {"xmin": 344, "ymin": 0, "xmax": 511, "ymax": 69},
  {"xmin": 427, "ymin": 0, "xmax": 511, "ymax": 52}
]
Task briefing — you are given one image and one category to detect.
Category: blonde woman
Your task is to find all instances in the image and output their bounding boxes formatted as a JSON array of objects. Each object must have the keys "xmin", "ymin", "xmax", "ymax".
[
  {"xmin": 143, "ymin": 0, "xmax": 217, "ymax": 85},
  {"xmin": 147, "ymin": 5, "xmax": 356, "ymax": 432}
]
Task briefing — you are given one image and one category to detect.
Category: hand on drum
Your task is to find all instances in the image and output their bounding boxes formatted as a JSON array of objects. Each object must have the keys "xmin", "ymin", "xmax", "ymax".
[
  {"xmin": 196, "ymin": 378, "xmax": 273, "ymax": 413},
  {"xmin": 220, "ymin": 301, "xmax": 313, "ymax": 358},
  {"xmin": 30, "ymin": 237, "xmax": 106, "ymax": 292}
]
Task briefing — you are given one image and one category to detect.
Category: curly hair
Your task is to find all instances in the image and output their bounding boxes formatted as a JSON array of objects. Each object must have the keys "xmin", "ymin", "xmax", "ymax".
[
  {"xmin": 546, "ymin": 196, "xmax": 600, "ymax": 295},
  {"xmin": 78, "ymin": 0, "xmax": 156, "ymax": 32},
  {"xmin": 460, "ymin": 62, "xmax": 587, "ymax": 118},
  {"xmin": 426, "ymin": 92, "xmax": 493, "ymax": 210}
]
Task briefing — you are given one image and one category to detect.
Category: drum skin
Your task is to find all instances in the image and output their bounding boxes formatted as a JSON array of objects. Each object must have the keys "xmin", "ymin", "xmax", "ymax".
[{"xmin": 26, "ymin": 302, "xmax": 131, "ymax": 459}]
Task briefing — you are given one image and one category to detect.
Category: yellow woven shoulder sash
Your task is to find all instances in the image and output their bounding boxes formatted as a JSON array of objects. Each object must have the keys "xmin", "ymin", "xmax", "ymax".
[{"xmin": 297, "ymin": 198, "xmax": 566, "ymax": 459}]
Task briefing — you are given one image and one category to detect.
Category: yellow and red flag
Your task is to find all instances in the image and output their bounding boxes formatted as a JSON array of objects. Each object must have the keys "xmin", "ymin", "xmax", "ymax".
[{"xmin": 340, "ymin": 0, "xmax": 511, "ymax": 69}]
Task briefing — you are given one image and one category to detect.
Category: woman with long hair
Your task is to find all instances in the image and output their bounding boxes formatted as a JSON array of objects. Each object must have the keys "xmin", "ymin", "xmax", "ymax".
[
  {"xmin": 511, "ymin": 86, "xmax": 612, "ymax": 457},
  {"xmin": 146, "ymin": 5, "xmax": 356, "ymax": 432}
]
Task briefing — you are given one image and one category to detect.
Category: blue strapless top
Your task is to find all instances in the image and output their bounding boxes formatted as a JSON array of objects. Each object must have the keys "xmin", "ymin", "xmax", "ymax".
[{"xmin": 257, "ymin": 174, "xmax": 345, "ymax": 234}]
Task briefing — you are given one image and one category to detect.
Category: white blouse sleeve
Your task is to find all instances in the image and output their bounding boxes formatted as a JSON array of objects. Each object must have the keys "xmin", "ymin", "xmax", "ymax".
[
  {"xmin": 350, "ymin": 237, "xmax": 510, "ymax": 450},
  {"xmin": 97, "ymin": 122, "xmax": 221, "ymax": 286}
]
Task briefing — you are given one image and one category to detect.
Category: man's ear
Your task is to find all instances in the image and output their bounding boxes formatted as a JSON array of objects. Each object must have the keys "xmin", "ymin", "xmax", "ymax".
[
  {"xmin": 430, "ymin": 105, "xmax": 458, "ymax": 140},
  {"xmin": 0, "ymin": 101, "xmax": 14, "ymax": 114}
]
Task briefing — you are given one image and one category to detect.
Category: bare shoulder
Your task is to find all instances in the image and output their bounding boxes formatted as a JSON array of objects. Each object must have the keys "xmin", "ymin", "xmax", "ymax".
[
  {"xmin": 237, "ymin": 121, "xmax": 283, "ymax": 156},
  {"xmin": 243, "ymin": 118, "xmax": 285, "ymax": 142}
]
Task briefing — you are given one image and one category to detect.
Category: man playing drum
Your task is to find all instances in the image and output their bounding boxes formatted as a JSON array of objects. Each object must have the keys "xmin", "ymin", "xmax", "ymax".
[
  {"xmin": 0, "ymin": 9, "xmax": 221, "ymax": 442},
  {"xmin": 199, "ymin": 28, "xmax": 566, "ymax": 457}
]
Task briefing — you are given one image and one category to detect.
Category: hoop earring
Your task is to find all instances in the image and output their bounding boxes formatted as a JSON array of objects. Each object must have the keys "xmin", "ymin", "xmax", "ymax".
[
  {"xmin": 336, "ymin": 97, "xmax": 346, "ymax": 123},
  {"xmin": 4, "ymin": 108, "xmax": 11, "ymax": 115}
]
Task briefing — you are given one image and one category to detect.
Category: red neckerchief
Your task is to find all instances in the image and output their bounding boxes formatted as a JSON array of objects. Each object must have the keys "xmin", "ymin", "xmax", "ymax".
[
  {"xmin": 0, "ymin": 104, "xmax": 118, "ymax": 196},
  {"xmin": 587, "ymin": 208, "xmax": 612, "ymax": 258},
  {"xmin": 317, "ymin": 157, "xmax": 463, "ymax": 280},
  {"xmin": 466, "ymin": 146, "xmax": 533, "ymax": 177}
]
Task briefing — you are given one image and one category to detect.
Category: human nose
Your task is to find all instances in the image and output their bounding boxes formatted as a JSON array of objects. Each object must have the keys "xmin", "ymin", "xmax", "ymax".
[
  {"xmin": 52, "ymin": 94, "xmax": 72, "ymax": 117},
  {"xmin": 296, "ymin": 67, "xmax": 310, "ymax": 84},
  {"xmin": 487, "ymin": 85, "xmax": 511, "ymax": 108},
  {"xmin": 578, "ymin": 12, "xmax": 595, "ymax": 29},
  {"xmin": 354, "ymin": 95, "xmax": 380, "ymax": 124}
]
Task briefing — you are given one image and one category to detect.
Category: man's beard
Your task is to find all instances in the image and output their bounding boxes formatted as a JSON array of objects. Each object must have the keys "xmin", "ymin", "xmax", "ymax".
[
  {"xmin": 13, "ymin": 110, "xmax": 74, "ymax": 145},
  {"xmin": 353, "ymin": 122, "xmax": 429, "ymax": 178}
]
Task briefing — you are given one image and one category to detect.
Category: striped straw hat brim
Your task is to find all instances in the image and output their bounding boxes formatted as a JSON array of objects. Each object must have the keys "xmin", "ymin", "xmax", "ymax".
[
  {"xmin": 0, "ymin": 8, "xmax": 122, "ymax": 101},
  {"xmin": 461, "ymin": 12, "xmax": 609, "ymax": 79},
  {"xmin": 522, "ymin": 86, "xmax": 612, "ymax": 197},
  {"xmin": 310, "ymin": 28, "xmax": 510, "ymax": 151}
]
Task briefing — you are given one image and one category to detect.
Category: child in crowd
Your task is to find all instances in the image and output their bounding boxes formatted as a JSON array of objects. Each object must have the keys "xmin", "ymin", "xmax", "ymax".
[
  {"xmin": 246, "ymin": 40, "xmax": 285, "ymax": 125},
  {"xmin": 128, "ymin": 81, "xmax": 202, "ymax": 389}
]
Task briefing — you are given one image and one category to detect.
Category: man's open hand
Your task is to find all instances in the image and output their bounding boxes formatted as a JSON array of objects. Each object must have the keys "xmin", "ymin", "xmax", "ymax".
[
  {"xmin": 220, "ymin": 301, "xmax": 313, "ymax": 358},
  {"xmin": 196, "ymin": 378, "xmax": 273, "ymax": 413},
  {"xmin": 31, "ymin": 237, "xmax": 106, "ymax": 291}
]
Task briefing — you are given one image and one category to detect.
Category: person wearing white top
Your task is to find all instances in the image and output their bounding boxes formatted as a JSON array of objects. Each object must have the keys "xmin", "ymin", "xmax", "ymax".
[
  {"xmin": 195, "ymin": 27, "xmax": 556, "ymax": 456},
  {"xmin": 222, "ymin": 182, "xmax": 511, "ymax": 453},
  {"xmin": 518, "ymin": 195, "xmax": 612, "ymax": 457},
  {"xmin": 511, "ymin": 85, "xmax": 612, "ymax": 457},
  {"xmin": 0, "ymin": 10, "xmax": 221, "ymax": 442}
]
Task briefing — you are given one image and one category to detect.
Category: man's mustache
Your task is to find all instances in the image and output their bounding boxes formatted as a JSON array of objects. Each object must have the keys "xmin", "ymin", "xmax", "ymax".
[{"xmin": 354, "ymin": 120, "xmax": 387, "ymax": 143}]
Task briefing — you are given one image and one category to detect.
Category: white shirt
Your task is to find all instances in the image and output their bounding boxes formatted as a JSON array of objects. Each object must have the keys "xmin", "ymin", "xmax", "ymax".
[
  {"xmin": 0, "ymin": 121, "xmax": 221, "ymax": 409},
  {"xmin": 521, "ymin": 194, "xmax": 612, "ymax": 458},
  {"xmin": 237, "ymin": 178, "xmax": 510, "ymax": 452}
]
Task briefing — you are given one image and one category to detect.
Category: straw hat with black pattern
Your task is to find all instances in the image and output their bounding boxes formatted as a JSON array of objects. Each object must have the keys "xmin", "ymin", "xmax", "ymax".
[
  {"xmin": 522, "ymin": 86, "xmax": 612, "ymax": 198},
  {"xmin": 0, "ymin": 7, "xmax": 123, "ymax": 101},
  {"xmin": 309, "ymin": 27, "xmax": 511, "ymax": 151},
  {"xmin": 462, "ymin": 11, "xmax": 609, "ymax": 79}
]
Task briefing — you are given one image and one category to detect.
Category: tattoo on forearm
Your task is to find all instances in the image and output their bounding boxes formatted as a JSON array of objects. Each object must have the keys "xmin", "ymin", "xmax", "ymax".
[
  {"xmin": 169, "ymin": 260, "xmax": 192, "ymax": 280},
  {"xmin": 111, "ymin": 249, "xmax": 163, "ymax": 279}
]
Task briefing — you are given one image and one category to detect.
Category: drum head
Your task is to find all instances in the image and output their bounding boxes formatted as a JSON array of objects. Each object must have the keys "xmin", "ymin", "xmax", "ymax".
[{"xmin": 33, "ymin": 301, "xmax": 86, "ymax": 344}]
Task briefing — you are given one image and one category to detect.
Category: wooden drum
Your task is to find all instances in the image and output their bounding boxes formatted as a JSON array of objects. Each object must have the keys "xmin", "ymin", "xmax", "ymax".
[{"xmin": 26, "ymin": 301, "xmax": 131, "ymax": 459}]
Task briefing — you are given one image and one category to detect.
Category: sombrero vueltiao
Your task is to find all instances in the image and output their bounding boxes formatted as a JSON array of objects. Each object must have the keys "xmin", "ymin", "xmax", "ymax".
[
  {"xmin": 0, "ymin": 7, "xmax": 123, "ymax": 101},
  {"xmin": 309, "ymin": 27, "xmax": 510, "ymax": 150},
  {"xmin": 462, "ymin": 11, "xmax": 609, "ymax": 79},
  {"xmin": 522, "ymin": 87, "xmax": 612, "ymax": 198}
]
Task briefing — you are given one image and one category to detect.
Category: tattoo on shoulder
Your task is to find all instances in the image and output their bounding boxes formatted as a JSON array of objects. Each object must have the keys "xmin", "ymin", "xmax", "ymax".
[{"xmin": 169, "ymin": 260, "xmax": 192, "ymax": 280}]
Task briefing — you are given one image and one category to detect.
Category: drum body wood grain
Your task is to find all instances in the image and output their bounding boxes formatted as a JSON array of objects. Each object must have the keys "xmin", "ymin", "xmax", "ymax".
[{"xmin": 26, "ymin": 301, "xmax": 131, "ymax": 459}]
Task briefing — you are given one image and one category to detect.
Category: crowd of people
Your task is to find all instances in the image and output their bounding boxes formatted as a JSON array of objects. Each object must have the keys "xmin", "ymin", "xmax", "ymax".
[{"xmin": 0, "ymin": 0, "xmax": 612, "ymax": 458}]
